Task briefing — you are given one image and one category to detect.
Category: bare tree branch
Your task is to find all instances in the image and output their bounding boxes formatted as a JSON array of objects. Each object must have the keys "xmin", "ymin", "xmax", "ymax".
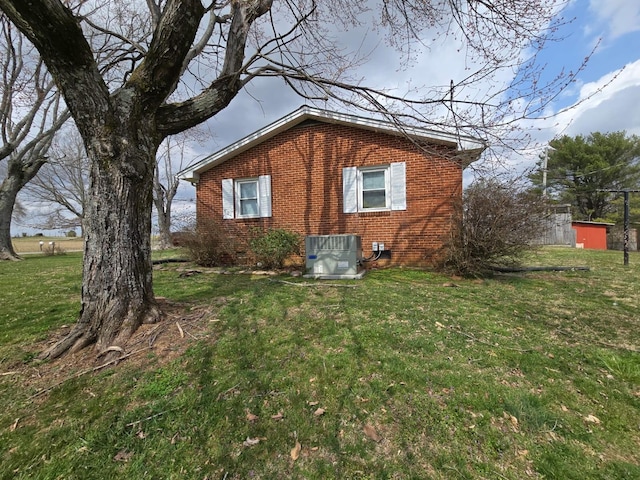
[
  {"xmin": 26, "ymin": 128, "xmax": 89, "ymax": 231},
  {"xmin": 0, "ymin": 15, "xmax": 70, "ymax": 260}
]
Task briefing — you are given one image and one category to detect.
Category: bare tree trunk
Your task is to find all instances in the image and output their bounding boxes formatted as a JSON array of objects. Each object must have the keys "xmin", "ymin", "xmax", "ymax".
[
  {"xmin": 41, "ymin": 120, "xmax": 162, "ymax": 359},
  {"xmin": 153, "ymin": 160, "xmax": 179, "ymax": 250},
  {"xmin": 0, "ymin": 177, "xmax": 21, "ymax": 261},
  {"xmin": 156, "ymin": 203, "xmax": 173, "ymax": 250},
  {"xmin": 153, "ymin": 167, "xmax": 171, "ymax": 250},
  {"xmin": 0, "ymin": 155, "xmax": 48, "ymax": 260}
]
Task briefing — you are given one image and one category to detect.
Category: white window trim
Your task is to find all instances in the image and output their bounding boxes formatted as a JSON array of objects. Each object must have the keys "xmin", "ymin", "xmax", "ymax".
[
  {"xmin": 358, "ymin": 166, "xmax": 391, "ymax": 212},
  {"xmin": 342, "ymin": 162, "xmax": 406, "ymax": 214},
  {"xmin": 235, "ymin": 178, "xmax": 260, "ymax": 218},
  {"xmin": 222, "ymin": 175, "xmax": 272, "ymax": 219}
]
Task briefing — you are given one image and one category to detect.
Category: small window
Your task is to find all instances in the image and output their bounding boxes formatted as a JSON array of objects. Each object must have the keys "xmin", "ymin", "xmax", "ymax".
[
  {"xmin": 361, "ymin": 169, "xmax": 388, "ymax": 209},
  {"xmin": 343, "ymin": 163, "xmax": 405, "ymax": 214},
  {"xmin": 222, "ymin": 175, "xmax": 272, "ymax": 219},
  {"xmin": 236, "ymin": 179, "xmax": 259, "ymax": 217}
]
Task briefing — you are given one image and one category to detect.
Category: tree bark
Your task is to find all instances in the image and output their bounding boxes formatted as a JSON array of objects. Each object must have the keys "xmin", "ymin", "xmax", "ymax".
[
  {"xmin": 6, "ymin": 0, "xmax": 205, "ymax": 360},
  {"xmin": 41, "ymin": 110, "xmax": 162, "ymax": 359},
  {"xmin": 0, "ymin": 155, "xmax": 48, "ymax": 261},
  {"xmin": 0, "ymin": 177, "xmax": 21, "ymax": 261},
  {"xmin": 154, "ymin": 195, "xmax": 174, "ymax": 250},
  {"xmin": 2, "ymin": 0, "xmax": 274, "ymax": 359}
]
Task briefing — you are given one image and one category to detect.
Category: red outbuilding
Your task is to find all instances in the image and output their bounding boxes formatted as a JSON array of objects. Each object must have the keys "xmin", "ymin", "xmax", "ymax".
[{"xmin": 571, "ymin": 221, "xmax": 614, "ymax": 250}]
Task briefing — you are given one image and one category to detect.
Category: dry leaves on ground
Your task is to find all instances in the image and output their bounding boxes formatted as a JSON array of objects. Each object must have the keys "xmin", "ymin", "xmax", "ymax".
[
  {"xmin": 243, "ymin": 437, "xmax": 262, "ymax": 447},
  {"xmin": 503, "ymin": 412, "xmax": 520, "ymax": 432},
  {"xmin": 584, "ymin": 414, "xmax": 601, "ymax": 425},
  {"xmin": 291, "ymin": 440, "xmax": 301, "ymax": 461},
  {"xmin": 363, "ymin": 424, "xmax": 383, "ymax": 443},
  {"xmin": 245, "ymin": 410, "xmax": 259, "ymax": 422},
  {"xmin": 113, "ymin": 449, "xmax": 133, "ymax": 462}
]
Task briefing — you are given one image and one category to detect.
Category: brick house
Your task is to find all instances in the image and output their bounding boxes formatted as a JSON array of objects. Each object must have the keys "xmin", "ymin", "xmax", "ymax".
[{"xmin": 179, "ymin": 106, "xmax": 485, "ymax": 267}]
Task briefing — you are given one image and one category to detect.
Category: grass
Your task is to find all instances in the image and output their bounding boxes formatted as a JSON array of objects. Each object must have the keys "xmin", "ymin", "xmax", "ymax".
[
  {"xmin": 11, "ymin": 236, "xmax": 84, "ymax": 254},
  {"xmin": 1, "ymin": 247, "xmax": 639, "ymax": 479},
  {"xmin": 11, "ymin": 235, "xmax": 179, "ymax": 254}
]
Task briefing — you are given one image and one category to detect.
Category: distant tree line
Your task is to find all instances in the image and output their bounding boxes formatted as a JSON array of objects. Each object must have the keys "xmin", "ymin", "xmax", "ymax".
[{"xmin": 529, "ymin": 131, "xmax": 640, "ymax": 224}]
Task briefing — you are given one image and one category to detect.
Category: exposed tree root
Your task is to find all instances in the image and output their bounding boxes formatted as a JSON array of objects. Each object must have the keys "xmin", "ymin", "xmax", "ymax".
[
  {"xmin": 0, "ymin": 250, "xmax": 22, "ymax": 261},
  {"xmin": 16, "ymin": 302, "xmax": 216, "ymax": 401},
  {"xmin": 39, "ymin": 301, "xmax": 163, "ymax": 361},
  {"xmin": 39, "ymin": 327, "xmax": 88, "ymax": 361},
  {"xmin": 30, "ymin": 346, "xmax": 154, "ymax": 399}
]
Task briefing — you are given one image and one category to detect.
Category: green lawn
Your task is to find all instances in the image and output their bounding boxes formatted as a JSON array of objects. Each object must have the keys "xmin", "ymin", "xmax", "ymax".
[{"xmin": 1, "ymin": 248, "xmax": 638, "ymax": 479}]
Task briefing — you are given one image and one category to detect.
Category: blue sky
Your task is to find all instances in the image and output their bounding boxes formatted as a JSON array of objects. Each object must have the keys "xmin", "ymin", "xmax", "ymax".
[
  {"xmin": 531, "ymin": 1, "xmax": 640, "ymax": 135},
  {"xmin": 547, "ymin": 1, "xmax": 639, "ymax": 86}
]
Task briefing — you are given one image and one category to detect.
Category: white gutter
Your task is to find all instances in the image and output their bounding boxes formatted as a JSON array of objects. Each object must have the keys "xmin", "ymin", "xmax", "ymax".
[{"xmin": 178, "ymin": 106, "xmax": 486, "ymax": 183}]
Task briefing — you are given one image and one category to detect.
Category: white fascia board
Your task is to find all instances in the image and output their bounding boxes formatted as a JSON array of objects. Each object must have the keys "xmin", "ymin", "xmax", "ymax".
[
  {"xmin": 178, "ymin": 170, "xmax": 199, "ymax": 183},
  {"xmin": 307, "ymin": 108, "xmax": 485, "ymax": 152},
  {"xmin": 178, "ymin": 106, "xmax": 486, "ymax": 179},
  {"xmin": 181, "ymin": 107, "xmax": 311, "ymax": 178}
]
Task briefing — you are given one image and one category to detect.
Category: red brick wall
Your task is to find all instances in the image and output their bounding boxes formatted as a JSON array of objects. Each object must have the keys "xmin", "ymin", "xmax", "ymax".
[{"xmin": 196, "ymin": 121, "xmax": 462, "ymax": 266}]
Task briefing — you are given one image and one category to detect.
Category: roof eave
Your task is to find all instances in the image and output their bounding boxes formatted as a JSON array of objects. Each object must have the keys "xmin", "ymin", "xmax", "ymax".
[
  {"xmin": 456, "ymin": 147, "xmax": 486, "ymax": 168},
  {"xmin": 179, "ymin": 170, "xmax": 200, "ymax": 183},
  {"xmin": 178, "ymin": 106, "xmax": 487, "ymax": 179}
]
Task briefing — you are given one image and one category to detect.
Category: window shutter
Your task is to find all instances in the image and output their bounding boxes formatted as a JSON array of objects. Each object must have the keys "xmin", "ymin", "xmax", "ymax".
[
  {"xmin": 258, "ymin": 175, "xmax": 272, "ymax": 218},
  {"xmin": 222, "ymin": 178, "xmax": 234, "ymax": 219},
  {"xmin": 343, "ymin": 166, "xmax": 358, "ymax": 213},
  {"xmin": 390, "ymin": 162, "xmax": 406, "ymax": 211}
]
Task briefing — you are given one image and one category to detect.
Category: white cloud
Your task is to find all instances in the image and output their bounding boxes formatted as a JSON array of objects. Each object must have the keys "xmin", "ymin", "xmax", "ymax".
[
  {"xmin": 502, "ymin": 58, "xmax": 640, "ymax": 179},
  {"xmin": 554, "ymin": 59, "xmax": 640, "ymax": 137},
  {"xmin": 588, "ymin": 0, "xmax": 640, "ymax": 40}
]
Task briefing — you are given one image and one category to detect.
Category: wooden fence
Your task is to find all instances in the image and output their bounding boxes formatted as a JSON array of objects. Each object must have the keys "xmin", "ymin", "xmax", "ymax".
[{"xmin": 534, "ymin": 207, "xmax": 576, "ymax": 247}]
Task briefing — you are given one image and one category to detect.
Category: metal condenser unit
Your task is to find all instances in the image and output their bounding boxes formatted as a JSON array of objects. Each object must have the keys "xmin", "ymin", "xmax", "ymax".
[{"xmin": 305, "ymin": 234, "xmax": 364, "ymax": 279}]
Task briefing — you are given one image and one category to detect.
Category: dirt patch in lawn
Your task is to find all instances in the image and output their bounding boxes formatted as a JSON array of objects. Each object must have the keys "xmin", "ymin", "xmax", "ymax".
[{"xmin": 13, "ymin": 299, "xmax": 221, "ymax": 399}]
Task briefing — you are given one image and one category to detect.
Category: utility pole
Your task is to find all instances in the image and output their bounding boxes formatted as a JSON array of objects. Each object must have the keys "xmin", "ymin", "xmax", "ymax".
[
  {"xmin": 541, "ymin": 146, "xmax": 555, "ymax": 200},
  {"xmin": 599, "ymin": 189, "xmax": 640, "ymax": 265},
  {"xmin": 542, "ymin": 148, "xmax": 548, "ymax": 198}
]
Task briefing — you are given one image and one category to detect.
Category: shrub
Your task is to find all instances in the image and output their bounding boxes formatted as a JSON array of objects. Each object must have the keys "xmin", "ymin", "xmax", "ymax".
[
  {"xmin": 442, "ymin": 177, "xmax": 548, "ymax": 276},
  {"xmin": 43, "ymin": 244, "xmax": 66, "ymax": 256},
  {"xmin": 249, "ymin": 228, "xmax": 302, "ymax": 269},
  {"xmin": 182, "ymin": 219, "xmax": 246, "ymax": 267},
  {"xmin": 66, "ymin": 230, "xmax": 77, "ymax": 237}
]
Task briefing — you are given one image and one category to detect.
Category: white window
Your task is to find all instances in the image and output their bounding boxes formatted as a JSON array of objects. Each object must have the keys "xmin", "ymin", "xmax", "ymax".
[
  {"xmin": 222, "ymin": 175, "xmax": 271, "ymax": 219},
  {"xmin": 236, "ymin": 179, "xmax": 259, "ymax": 217},
  {"xmin": 343, "ymin": 162, "xmax": 406, "ymax": 213},
  {"xmin": 359, "ymin": 167, "xmax": 390, "ymax": 210}
]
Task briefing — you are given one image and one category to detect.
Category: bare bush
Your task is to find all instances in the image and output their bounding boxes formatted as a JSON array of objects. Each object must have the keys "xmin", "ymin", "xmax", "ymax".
[
  {"xmin": 181, "ymin": 219, "xmax": 246, "ymax": 267},
  {"xmin": 42, "ymin": 244, "xmax": 66, "ymax": 256},
  {"xmin": 443, "ymin": 177, "xmax": 548, "ymax": 276}
]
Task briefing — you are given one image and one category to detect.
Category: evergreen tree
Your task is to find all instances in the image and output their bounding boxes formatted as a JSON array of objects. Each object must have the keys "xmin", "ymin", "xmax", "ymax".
[{"xmin": 530, "ymin": 132, "xmax": 640, "ymax": 221}]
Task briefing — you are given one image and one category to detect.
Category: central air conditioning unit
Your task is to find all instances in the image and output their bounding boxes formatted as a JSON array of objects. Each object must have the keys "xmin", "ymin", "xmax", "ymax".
[{"xmin": 305, "ymin": 234, "xmax": 364, "ymax": 279}]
